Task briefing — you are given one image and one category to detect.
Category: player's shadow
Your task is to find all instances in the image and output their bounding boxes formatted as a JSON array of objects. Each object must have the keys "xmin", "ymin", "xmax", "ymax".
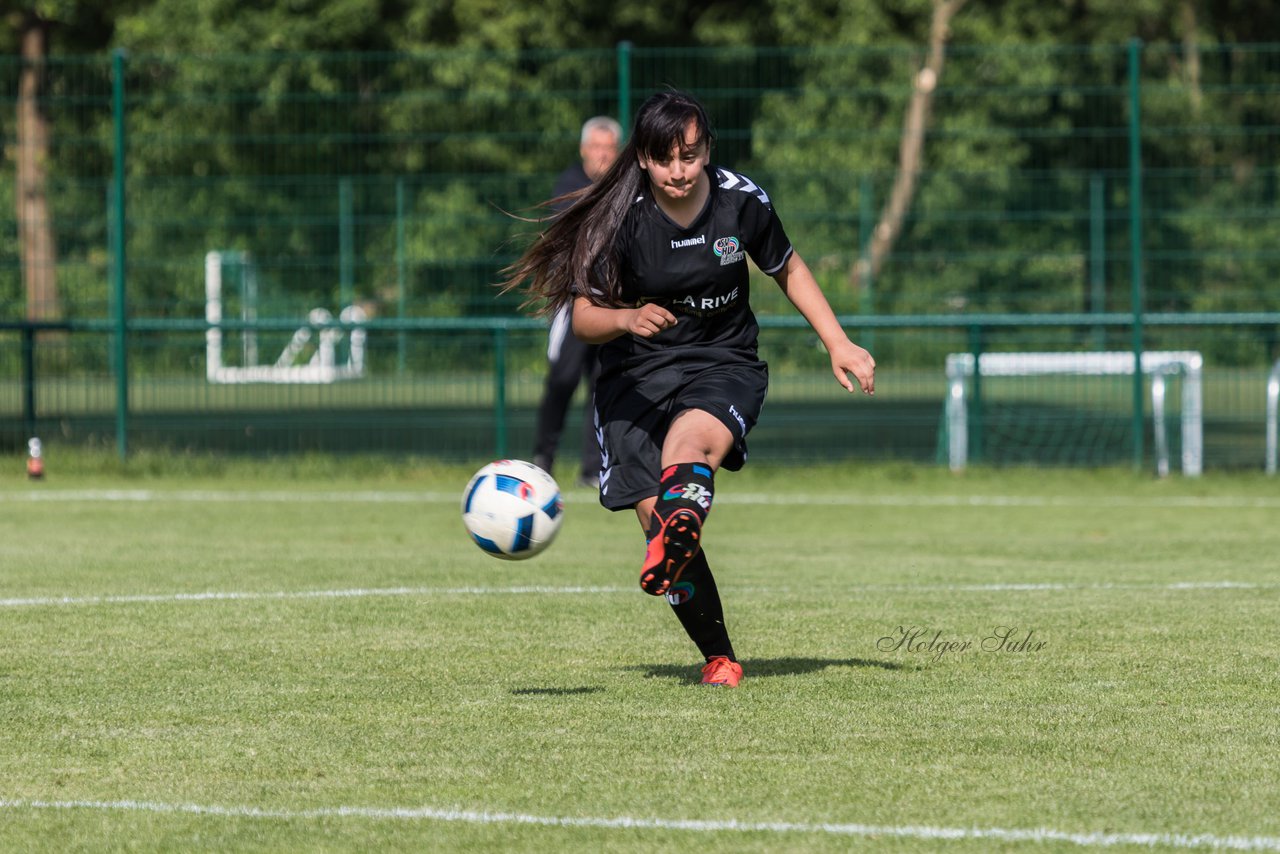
[
  {"xmin": 630, "ymin": 657, "xmax": 906, "ymax": 685},
  {"xmin": 510, "ymin": 686, "xmax": 605, "ymax": 697}
]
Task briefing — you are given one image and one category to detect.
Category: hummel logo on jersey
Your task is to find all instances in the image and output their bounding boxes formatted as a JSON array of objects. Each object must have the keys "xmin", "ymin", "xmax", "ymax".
[
  {"xmin": 662, "ymin": 482, "xmax": 713, "ymax": 509},
  {"xmin": 671, "ymin": 235, "xmax": 706, "ymax": 250}
]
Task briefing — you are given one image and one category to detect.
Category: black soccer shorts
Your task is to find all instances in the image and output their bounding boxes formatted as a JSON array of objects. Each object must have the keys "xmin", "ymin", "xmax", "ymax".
[{"xmin": 593, "ymin": 357, "xmax": 769, "ymax": 511}]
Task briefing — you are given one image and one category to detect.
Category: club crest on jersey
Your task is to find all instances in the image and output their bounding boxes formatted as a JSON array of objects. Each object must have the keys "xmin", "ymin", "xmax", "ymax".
[{"xmin": 713, "ymin": 236, "xmax": 745, "ymax": 266}]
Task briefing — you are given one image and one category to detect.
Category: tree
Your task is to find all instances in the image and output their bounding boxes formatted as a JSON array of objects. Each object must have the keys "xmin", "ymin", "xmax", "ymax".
[
  {"xmin": 5, "ymin": 0, "xmax": 1278, "ymax": 333},
  {"xmin": 10, "ymin": 7, "xmax": 59, "ymax": 320},
  {"xmin": 2, "ymin": 0, "xmax": 126, "ymax": 321},
  {"xmin": 854, "ymin": 0, "xmax": 967, "ymax": 290}
]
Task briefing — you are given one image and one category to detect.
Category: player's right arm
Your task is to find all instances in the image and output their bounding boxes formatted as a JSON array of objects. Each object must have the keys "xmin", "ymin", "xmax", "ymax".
[
  {"xmin": 773, "ymin": 252, "xmax": 875, "ymax": 395},
  {"xmin": 571, "ymin": 295, "xmax": 677, "ymax": 343}
]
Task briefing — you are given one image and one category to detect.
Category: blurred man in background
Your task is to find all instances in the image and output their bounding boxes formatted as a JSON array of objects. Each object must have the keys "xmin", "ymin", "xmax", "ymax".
[{"xmin": 532, "ymin": 116, "xmax": 622, "ymax": 487}]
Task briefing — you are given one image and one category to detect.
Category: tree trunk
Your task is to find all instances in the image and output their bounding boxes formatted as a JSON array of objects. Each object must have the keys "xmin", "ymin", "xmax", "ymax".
[
  {"xmin": 852, "ymin": 0, "xmax": 966, "ymax": 291},
  {"xmin": 16, "ymin": 14, "xmax": 61, "ymax": 322},
  {"xmin": 1180, "ymin": 1, "xmax": 1202, "ymax": 115}
]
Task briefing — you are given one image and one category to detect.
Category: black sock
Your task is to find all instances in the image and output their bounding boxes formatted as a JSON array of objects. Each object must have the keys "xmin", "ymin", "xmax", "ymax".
[
  {"xmin": 646, "ymin": 462, "xmax": 714, "ymax": 539},
  {"xmin": 665, "ymin": 549, "xmax": 736, "ymax": 662}
]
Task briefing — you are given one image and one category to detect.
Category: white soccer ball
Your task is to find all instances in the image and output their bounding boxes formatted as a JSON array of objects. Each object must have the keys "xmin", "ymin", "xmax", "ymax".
[{"xmin": 461, "ymin": 459, "xmax": 564, "ymax": 560}]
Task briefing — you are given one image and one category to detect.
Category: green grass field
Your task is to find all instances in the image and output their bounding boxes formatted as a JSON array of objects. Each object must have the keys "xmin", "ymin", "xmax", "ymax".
[{"xmin": 1, "ymin": 458, "xmax": 1277, "ymax": 852}]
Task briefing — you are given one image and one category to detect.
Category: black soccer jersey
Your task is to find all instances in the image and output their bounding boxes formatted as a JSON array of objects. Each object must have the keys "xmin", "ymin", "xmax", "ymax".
[{"xmin": 594, "ymin": 166, "xmax": 793, "ymax": 377}]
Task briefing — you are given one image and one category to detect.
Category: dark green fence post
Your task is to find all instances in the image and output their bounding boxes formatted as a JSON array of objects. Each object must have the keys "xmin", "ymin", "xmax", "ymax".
[
  {"xmin": 1089, "ymin": 172, "xmax": 1106, "ymax": 350},
  {"xmin": 22, "ymin": 326, "xmax": 36, "ymax": 440},
  {"xmin": 858, "ymin": 172, "xmax": 876, "ymax": 353},
  {"xmin": 969, "ymin": 323, "xmax": 984, "ymax": 463},
  {"xmin": 1127, "ymin": 39, "xmax": 1146, "ymax": 470},
  {"xmin": 617, "ymin": 41, "xmax": 633, "ymax": 138},
  {"xmin": 339, "ymin": 177, "xmax": 354, "ymax": 310},
  {"xmin": 494, "ymin": 325, "xmax": 508, "ymax": 458},
  {"xmin": 112, "ymin": 48, "xmax": 129, "ymax": 461},
  {"xmin": 396, "ymin": 178, "xmax": 407, "ymax": 374}
]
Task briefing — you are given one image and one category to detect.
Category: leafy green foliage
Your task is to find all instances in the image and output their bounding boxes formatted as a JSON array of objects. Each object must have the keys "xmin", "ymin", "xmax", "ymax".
[{"xmin": 3, "ymin": 2, "xmax": 1279, "ymax": 369}]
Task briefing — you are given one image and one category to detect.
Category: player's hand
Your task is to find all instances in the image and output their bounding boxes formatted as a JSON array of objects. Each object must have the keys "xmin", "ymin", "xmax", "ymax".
[
  {"xmin": 625, "ymin": 304, "xmax": 678, "ymax": 338},
  {"xmin": 829, "ymin": 339, "xmax": 876, "ymax": 395}
]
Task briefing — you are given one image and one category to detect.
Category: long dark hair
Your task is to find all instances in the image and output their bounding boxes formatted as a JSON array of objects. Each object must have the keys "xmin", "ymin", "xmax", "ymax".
[{"xmin": 500, "ymin": 90, "xmax": 714, "ymax": 315}]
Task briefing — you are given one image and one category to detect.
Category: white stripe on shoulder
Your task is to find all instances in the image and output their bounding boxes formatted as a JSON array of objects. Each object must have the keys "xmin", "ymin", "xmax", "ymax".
[
  {"xmin": 760, "ymin": 245, "xmax": 794, "ymax": 276},
  {"xmin": 717, "ymin": 168, "xmax": 771, "ymax": 206}
]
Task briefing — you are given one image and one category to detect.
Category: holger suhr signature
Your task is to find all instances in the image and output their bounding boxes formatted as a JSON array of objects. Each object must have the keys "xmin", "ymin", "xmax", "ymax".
[{"xmin": 877, "ymin": 626, "xmax": 1047, "ymax": 662}]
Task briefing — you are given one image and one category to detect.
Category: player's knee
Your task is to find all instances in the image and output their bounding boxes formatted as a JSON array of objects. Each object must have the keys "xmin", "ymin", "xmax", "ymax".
[
  {"xmin": 667, "ymin": 411, "xmax": 732, "ymax": 460},
  {"xmin": 664, "ymin": 432, "xmax": 731, "ymax": 468}
]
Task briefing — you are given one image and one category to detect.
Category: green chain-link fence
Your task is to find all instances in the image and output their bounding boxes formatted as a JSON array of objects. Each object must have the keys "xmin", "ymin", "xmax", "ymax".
[{"xmin": 2, "ymin": 43, "xmax": 1278, "ymax": 470}]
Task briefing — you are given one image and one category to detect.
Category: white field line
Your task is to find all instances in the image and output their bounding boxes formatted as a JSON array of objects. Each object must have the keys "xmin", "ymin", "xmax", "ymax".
[
  {"xmin": 0, "ymin": 585, "xmax": 627, "ymax": 608},
  {"xmin": 0, "ymin": 798, "xmax": 1277, "ymax": 851},
  {"xmin": 0, "ymin": 581, "xmax": 1272, "ymax": 609},
  {"xmin": 2, "ymin": 488, "xmax": 1280, "ymax": 509}
]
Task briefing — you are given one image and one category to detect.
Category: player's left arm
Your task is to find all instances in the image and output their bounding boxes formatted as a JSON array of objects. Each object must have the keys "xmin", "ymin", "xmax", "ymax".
[{"xmin": 772, "ymin": 251, "xmax": 875, "ymax": 395}]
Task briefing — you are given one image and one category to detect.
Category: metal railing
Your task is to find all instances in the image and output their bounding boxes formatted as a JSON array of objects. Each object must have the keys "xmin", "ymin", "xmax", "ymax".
[{"xmin": 3, "ymin": 312, "xmax": 1277, "ymax": 469}]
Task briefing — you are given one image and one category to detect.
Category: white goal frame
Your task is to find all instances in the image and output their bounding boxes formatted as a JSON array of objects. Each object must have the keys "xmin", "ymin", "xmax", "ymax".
[
  {"xmin": 205, "ymin": 250, "xmax": 367, "ymax": 384},
  {"xmin": 945, "ymin": 351, "xmax": 1203, "ymax": 477},
  {"xmin": 1267, "ymin": 359, "xmax": 1280, "ymax": 475}
]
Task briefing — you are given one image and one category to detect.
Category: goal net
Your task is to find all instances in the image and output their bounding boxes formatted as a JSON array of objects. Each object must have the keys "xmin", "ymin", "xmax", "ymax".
[
  {"xmin": 944, "ymin": 351, "xmax": 1203, "ymax": 476},
  {"xmin": 204, "ymin": 250, "xmax": 367, "ymax": 384}
]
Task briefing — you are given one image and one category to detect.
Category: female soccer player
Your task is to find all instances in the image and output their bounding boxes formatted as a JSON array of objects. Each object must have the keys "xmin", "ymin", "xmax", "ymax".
[{"xmin": 502, "ymin": 90, "xmax": 875, "ymax": 687}]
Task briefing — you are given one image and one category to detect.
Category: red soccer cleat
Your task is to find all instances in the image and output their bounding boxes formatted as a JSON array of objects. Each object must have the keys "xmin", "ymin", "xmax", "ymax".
[
  {"xmin": 700, "ymin": 656, "xmax": 743, "ymax": 688},
  {"xmin": 639, "ymin": 508, "xmax": 701, "ymax": 596}
]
